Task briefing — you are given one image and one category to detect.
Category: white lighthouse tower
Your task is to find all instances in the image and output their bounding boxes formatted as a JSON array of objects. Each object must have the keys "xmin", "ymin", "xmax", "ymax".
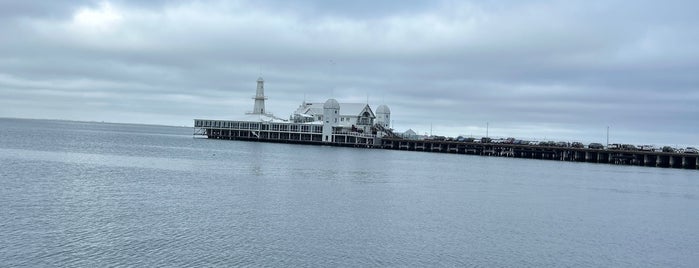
[{"xmin": 252, "ymin": 77, "xmax": 267, "ymax": 114}]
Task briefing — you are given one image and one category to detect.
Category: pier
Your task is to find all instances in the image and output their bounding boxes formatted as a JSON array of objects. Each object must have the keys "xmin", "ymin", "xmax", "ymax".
[
  {"xmin": 194, "ymin": 119, "xmax": 379, "ymax": 147},
  {"xmin": 380, "ymin": 138, "xmax": 699, "ymax": 170},
  {"xmin": 194, "ymin": 121, "xmax": 698, "ymax": 170},
  {"xmin": 194, "ymin": 77, "xmax": 697, "ymax": 170}
]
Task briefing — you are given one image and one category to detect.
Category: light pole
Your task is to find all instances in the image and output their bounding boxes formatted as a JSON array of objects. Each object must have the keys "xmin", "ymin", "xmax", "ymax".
[{"xmin": 606, "ymin": 126, "xmax": 609, "ymax": 147}]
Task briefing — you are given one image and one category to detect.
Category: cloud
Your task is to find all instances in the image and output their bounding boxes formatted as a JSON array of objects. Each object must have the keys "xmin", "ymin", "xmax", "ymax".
[{"xmin": 0, "ymin": 0, "xmax": 698, "ymax": 146}]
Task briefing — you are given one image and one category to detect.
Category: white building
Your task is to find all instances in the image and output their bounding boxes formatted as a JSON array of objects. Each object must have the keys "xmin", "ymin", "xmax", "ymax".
[
  {"xmin": 195, "ymin": 77, "xmax": 394, "ymax": 145},
  {"xmin": 292, "ymin": 100, "xmax": 386, "ymax": 136}
]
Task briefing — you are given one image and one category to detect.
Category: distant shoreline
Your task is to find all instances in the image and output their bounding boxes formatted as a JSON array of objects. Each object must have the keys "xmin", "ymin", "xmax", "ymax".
[{"xmin": 0, "ymin": 117, "xmax": 190, "ymax": 129}]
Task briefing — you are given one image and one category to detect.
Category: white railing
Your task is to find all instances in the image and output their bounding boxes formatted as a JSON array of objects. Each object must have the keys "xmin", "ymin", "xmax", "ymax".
[{"xmin": 333, "ymin": 130, "xmax": 376, "ymax": 138}]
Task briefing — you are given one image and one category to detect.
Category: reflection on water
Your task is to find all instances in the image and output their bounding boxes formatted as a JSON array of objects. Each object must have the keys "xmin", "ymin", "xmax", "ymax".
[{"xmin": 1, "ymin": 118, "xmax": 698, "ymax": 267}]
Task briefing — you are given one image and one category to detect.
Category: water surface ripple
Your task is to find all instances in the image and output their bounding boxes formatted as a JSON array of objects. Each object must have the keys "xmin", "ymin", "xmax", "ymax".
[{"xmin": 1, "ymin": 118, "xmax": 698, "ymax": 267}]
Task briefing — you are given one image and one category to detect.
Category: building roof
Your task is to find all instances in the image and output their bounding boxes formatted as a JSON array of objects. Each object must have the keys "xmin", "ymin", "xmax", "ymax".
[
  {"xmin": 323, "ymin": 98, "xmax": 341, "ymax": 109},
  {"xmin": 293, "ymin": 102, "xmax": 323, "ymax": 116},
  {"xmin": 233, "ymin": 113, "xmax": 287, "ymax": 123},
  {"xmin": 294, "ymin": 102, "xmax": 373, "ymax": 117},
  {"xmin": 376, "ymin": 104, "xmax": 390, "ymax": 114},
  {"xmin": 338, "ymin": 103, "xmax": 372, "ymax": 117}
]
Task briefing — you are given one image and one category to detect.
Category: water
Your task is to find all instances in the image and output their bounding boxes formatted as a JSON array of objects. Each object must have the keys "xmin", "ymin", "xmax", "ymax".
[{"xmin": 1, "ymin": 118, "xmax": 698, "ymax": 267}]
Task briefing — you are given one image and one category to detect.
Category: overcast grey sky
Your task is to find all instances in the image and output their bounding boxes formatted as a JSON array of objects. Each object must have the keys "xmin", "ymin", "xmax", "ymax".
[{"xmin": 1, "ymin": 0, "xmax": 697, "ymax": 146}]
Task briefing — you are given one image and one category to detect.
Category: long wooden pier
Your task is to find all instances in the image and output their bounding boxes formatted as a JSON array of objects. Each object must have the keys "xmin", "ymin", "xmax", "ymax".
[
  {"xmin": 380, "ymin": 138, "xmax": 699, "ymax": 170},
  {"xmin": 194, "ymin": 120, "xmax": 698, "ymax": 170}
]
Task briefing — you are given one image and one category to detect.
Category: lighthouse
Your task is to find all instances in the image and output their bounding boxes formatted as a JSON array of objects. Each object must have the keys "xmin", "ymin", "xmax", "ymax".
[{"xmin": 252, "ymin": 77, "xmax": 267, "ymax": 114}]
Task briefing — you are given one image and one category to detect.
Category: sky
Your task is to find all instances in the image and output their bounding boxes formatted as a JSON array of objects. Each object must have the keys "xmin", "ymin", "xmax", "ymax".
[{"xmin": 0, "ymin": 0, "xmax": 697, "ymax": 146}]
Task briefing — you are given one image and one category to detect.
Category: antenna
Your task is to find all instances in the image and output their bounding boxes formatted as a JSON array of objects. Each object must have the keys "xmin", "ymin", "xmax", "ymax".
[{"xmin": 330, "ymin": 59, "xmax": 336, "ymax": 99}]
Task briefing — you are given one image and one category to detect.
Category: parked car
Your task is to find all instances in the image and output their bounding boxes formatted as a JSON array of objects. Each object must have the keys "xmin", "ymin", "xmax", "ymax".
[
  {"xmin": 588, "ymin": 143, "xmax": 604, "ymax": 149},
  {"xmin": 571, "ymin": 142, "xmax": 584, "ymax": 148},
  {"xmin": 555, "ymin": 141, "xmax": 570, "ymax": 148},
  {"xmin": 662, "ymin": 146, "xmax": 675, "ymax": 153},
  {"xmin": 685, "ymin": 147, "xmax": 699, "ymax": 154},
  {"xmin": 621, "ymin": 144, "xmax": 637, "ymax": 151},
  {"xmin": 539, "ymin": 141, "xmax": 555, "ymax": 147},
  {"xmin": 481, "ymin": 137, "xmax": 492, "ymax": 143},
  {"xmin": 639, "ymin": 145, "xmax": 656, "ymax": 151},
  {"xmin": 426, "ymin": 136, "xmax": 446, "ymax": 141}
]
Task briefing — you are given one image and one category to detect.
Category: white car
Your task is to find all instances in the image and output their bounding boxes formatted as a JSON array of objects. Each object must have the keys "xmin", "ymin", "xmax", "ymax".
[{"xmin": 639, "ymin": 145, "xmax": 656, "ymax": 151}]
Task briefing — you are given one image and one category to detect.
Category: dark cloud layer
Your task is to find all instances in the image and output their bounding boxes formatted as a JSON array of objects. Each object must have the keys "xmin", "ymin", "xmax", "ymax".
[{"xmin": 0, "ymin": 0, "xmax": 697, "ymax": 146}]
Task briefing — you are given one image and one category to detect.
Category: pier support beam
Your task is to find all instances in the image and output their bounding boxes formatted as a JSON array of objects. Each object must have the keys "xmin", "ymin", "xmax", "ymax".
[
  {"xmin": 670, "ymin": 156, "xmax": 676, "ymax": 168},
  {"xmin": 644, "ymin": 155, "xmax": 649, "ymax": 166}
]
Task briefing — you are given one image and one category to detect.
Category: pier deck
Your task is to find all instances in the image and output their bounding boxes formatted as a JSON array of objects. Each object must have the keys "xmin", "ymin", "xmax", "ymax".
[
  {"xmin": 381, "ymin": 138, "xmax": 699, "ymax": 170},
  {"xmin": 194, "ymin": 119, "xmax": 378, "ymax": 148},
  {"xmin": 194, "ymin": 120, "xmax": 697, "ymax": 170}
]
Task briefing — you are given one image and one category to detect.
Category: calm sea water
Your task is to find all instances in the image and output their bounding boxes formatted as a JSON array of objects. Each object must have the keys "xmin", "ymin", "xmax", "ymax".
[{"xmin": 1, "ymin": 118, "xmax": 698, "ymax": 267}]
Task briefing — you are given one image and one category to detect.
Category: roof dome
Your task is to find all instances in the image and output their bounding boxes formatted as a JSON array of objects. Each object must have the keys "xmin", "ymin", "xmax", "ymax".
[
  {"xmin": 257, "ymin": 77, "xmax": 264, "ymax": 82},
  {"xmin": 323, "ymin": 98, "xmax": 340, "ymax": 109},
  {"xmin": 376, "ymin": 104, "xmax": 391, "ymax": 114}
]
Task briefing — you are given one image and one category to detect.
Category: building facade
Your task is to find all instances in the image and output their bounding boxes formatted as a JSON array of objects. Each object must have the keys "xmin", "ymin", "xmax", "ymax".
[{"xmin": 194, "ymin": 78, "xmax": 394, "ymax": 146}]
